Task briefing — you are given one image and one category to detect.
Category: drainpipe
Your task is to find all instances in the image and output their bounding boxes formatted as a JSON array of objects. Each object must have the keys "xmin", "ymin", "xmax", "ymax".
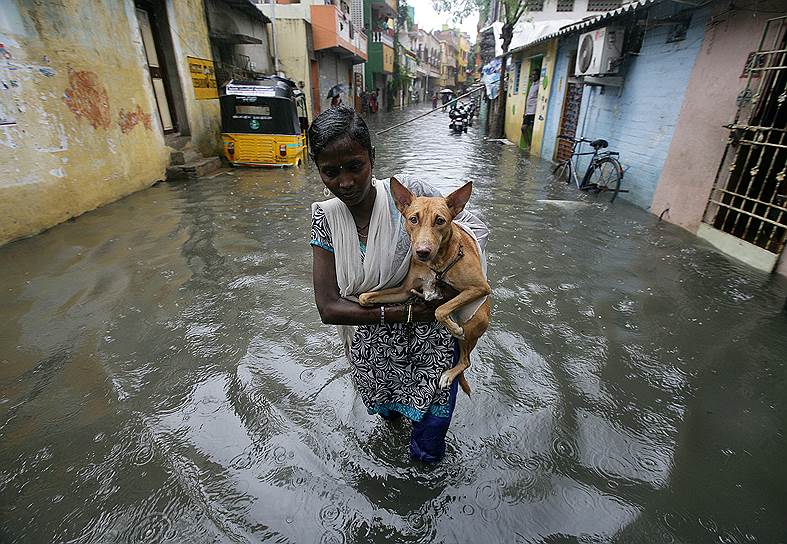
[{"xmin": 270, "ymin": 0, "xmax": 281, "ymax": 75}]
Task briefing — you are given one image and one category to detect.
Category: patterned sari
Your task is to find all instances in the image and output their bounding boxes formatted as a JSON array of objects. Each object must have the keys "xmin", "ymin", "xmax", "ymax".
[{"xmin": 310, "ymin": 175, "xmax": 487, "ymax": 422}]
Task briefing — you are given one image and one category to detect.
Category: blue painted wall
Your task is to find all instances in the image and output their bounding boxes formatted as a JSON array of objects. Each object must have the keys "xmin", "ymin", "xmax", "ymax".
[
  {"xmin": 542, "ymin": 5, "xmax": 709, "ymax": 210},
  {"xmin": 541, "ymin": 38, "xmax": 576, "ymax": 161}
]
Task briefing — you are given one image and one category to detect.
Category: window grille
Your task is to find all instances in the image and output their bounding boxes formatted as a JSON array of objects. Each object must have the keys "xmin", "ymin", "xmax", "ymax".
[
  {"xmin": 525, "ymin": 0, "xmax": 544, "ymax": 11},
  {"xmin": 702, "ymin": 16, "xmax": 787, "ymax": 260},
  {"xmin": 350, "ymin": 0, "xmax": 364, "ymax": 29},
  {"xmin": 587, "ymin": 0, "xmax": 621, "ymax": 11},
  {"xmin": 556, "ymin": 0, "xmax": 574, "ymax": 11}
]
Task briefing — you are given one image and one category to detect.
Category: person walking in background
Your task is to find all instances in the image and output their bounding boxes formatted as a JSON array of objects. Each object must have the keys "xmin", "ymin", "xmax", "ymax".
[
  {"xmin": 369, "ymin": 89, "xmax": 379, "ymax": 114},
  {"xmin": 521, "ymin": 69, "xmax": 540, "ymax": 148},
  {"xmin": 431, "ymin": 92, "xmax": 438, "ymax": 109}
]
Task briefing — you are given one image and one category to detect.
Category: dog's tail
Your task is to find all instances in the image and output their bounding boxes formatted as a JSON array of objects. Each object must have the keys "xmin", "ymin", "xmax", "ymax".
[{"xmin": 459, "ymin": 373, "xmax": 471, "ymax": 397}]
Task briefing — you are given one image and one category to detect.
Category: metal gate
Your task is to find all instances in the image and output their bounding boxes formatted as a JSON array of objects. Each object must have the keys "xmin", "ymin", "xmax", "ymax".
[
  {"xmin": 555, "ymin": 82, "xmax": 583, "ymax": 162},
  {"xmin": 701, "ymin": 16, "xmax": 787, "ymax": 270}
]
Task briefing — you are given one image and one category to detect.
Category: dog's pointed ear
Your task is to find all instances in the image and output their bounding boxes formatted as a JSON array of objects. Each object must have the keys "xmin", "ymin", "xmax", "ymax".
[
  {"xmin": 445, "ymin": 182, "xmax": 472, "ymax": 217},
  {"xmin": 390, "ymin": 176, "xmax": 414, "ymax": 214}
]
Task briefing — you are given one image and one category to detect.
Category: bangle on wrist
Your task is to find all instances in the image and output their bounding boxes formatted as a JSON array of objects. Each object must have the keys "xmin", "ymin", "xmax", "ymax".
[{"xmin": 379, "ymin": 305, "xmax": 385, "ymax": 325}]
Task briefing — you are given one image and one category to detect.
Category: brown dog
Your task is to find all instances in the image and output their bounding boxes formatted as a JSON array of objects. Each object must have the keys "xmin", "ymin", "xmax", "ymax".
[{"xmin": 358, "ymin": 177, "xmax": 491, "ymax": 396}]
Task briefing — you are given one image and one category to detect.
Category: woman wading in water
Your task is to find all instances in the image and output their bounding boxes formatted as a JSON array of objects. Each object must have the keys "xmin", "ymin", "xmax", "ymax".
[{"xmin": 308, "ymin": 107, "xmax": 488, "ymax": 462}]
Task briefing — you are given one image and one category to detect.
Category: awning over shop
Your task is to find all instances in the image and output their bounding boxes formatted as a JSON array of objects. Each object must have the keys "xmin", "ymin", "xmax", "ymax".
[{"xmin": 209, "ymin": 31, "xmax": 264, "ymax": 44}]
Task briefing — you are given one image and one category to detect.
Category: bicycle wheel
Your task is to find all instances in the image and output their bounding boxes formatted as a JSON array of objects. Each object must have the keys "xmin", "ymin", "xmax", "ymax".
[
  {"xmin": 588, "ymin": 157, "xmax": 622, "ymax": 202},
  {"xmin": 552, "ymin": 161, "xmax": 572, "ymax": 184}
]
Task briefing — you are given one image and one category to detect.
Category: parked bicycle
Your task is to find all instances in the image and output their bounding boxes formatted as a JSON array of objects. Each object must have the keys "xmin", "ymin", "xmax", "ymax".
[{"xmin": 552, "ymin": 135, "xmax": 626, "ymax": 202}]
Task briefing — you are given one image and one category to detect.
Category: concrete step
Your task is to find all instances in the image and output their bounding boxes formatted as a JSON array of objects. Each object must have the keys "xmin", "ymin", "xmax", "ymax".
[
  {"xmin": 166, "ymin": 156, "xmax": 221, "ymax": 181},
  {"xmin": 169, "ymin": 148, "xmax": 202, "ymax": 166}
]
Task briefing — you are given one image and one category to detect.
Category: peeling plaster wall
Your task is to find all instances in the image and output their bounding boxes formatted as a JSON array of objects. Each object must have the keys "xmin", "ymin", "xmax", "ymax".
[
  {"xmin": 0, "ymin": 0, "xmax": 220, "ymax": 245},
  {"xmin": 166, "ymin": 0, "xmax": 222, "ymax": 156},
  {"xmin": 651, "ymin": 3, "xmax": 786, "ymax": 232},
  {"xmin": 0, "ymin": 0, "xmax": 169, "ymax": 245}
]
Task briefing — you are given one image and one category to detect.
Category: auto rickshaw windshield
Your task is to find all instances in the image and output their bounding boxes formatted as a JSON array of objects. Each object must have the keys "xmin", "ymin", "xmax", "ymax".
[{"xmin": 220, "ymin": 95, "xmax": 301, "ymax": 135}]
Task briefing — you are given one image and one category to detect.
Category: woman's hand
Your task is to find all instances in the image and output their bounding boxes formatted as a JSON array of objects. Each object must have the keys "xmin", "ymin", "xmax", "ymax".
[{"xmin": 411, "ymin": 287, "xmax": 458, "ymax": 323}]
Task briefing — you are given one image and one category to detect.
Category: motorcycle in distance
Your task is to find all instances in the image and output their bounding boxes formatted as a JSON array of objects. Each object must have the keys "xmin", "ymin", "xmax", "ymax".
[{"xmin": 448, "ymin": 102, "xmax": 469, "ymax": 134}]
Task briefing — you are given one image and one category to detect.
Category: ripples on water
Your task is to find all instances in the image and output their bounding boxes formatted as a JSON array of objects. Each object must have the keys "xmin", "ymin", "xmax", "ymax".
[{"xmin": 1, "ymin": 105, "xmax": 786, "ymax": 543}]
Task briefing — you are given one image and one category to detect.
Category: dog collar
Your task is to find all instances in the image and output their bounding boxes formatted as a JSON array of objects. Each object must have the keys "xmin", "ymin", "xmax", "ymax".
[{"xmin": 431, "ymin": 244, "xmax": 464, "ymax": 282}]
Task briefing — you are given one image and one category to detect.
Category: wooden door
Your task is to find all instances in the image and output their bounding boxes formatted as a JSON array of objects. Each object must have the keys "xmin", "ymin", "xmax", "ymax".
[{"xmin": 136, "ymin": 8, "xmax": 175, "ymax": 132}]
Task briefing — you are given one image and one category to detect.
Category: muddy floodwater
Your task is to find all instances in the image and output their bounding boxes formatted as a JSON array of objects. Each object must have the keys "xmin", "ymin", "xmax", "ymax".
[{"xmin": 2, "ymin": 105, "xmax": 787, "ymax": 543}]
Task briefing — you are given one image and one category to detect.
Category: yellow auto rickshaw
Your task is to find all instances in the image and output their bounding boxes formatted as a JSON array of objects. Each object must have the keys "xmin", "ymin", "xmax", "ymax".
[{"xmin": 220, "ymin": 77, "xmax": 308, "ymax": 167}]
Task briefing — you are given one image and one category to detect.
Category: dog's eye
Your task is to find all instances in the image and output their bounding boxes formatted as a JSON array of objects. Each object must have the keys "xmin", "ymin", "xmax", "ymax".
[
  {"xmin": 409, "ymin": 216, "xmax": 418, "ymax": 224},
  {"xmin": 435, "ymin": 217, "xmax": 446, "ymax": 225}
]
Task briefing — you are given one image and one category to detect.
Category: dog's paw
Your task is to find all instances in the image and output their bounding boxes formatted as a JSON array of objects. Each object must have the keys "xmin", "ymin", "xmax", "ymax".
[
  {"xmin": 438, "ymin": 371, "xmax": 453, "ymax": 390},
  {"xmin": 358, "ymin": 293, "xmax": 374, "ymax": 306}
]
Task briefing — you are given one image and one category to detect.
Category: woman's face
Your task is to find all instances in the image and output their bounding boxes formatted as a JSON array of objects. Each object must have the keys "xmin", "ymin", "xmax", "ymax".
[{"xmin": 316, "ymin": 137, "xmax": 374, "ymax": 208}]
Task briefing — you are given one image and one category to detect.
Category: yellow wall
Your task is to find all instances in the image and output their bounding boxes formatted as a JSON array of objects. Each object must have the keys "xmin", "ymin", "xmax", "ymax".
[
  {"xmin": 456, "ymin": 35, "xmax": 469, "ymax": 84},
  {"xmin": 530, "ymin": 40, "xmax": 558, "ymax": 157},
  {"xmin": 383, "ymin": 44, "xmax": 395, "ymax": 74},
  {"xmin": 170, "ymin": 0, "xmax": 223, "ymax": 157},
  {"xmin": 0, "ymin": 0, "xmax": 224, "ymax": 246},
  {"xmin": 504, "ymin": 44, "xmax": 549, "ymax": 146},
  {"xmin": 504, "ymin": 52, "xmax": 528, "ymax": 144}
]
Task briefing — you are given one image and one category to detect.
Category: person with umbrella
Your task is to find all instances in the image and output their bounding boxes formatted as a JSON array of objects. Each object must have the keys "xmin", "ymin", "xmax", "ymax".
[
  {"xmin": 328, "ymin": 84, "xmax": 346, "ymax": 108},
  {"xmin": 439, "ymin": 88, "xmax": 453, "ymax": 111}
]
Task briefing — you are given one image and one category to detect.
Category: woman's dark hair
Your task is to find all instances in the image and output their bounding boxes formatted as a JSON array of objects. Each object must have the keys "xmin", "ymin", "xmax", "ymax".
[{"xmin": 307, "ymin": 106, "xmax": 373, "ymax": 164}]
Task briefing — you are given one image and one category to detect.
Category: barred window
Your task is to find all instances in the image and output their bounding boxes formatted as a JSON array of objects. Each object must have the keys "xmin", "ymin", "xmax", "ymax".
[
  {"xmin": 556, "ymin": 0, "xmax": 574, "ymax": 11},
  {"xmin": 525, "ymin": 0, "xmax": 544, "ymax": 11},
  {"xmin": 587, "ymin": 0, "xmax": 621, "ymax": 11}
]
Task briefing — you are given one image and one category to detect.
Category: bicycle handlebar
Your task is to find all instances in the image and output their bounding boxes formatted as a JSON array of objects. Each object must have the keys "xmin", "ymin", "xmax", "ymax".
[{"xmin": 558, "ymin": 135, "xmax": 592, "ymax": 144}]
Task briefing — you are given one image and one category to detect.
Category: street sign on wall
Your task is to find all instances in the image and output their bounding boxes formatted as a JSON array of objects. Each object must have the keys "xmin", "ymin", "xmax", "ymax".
[{"xmin": 187, "ymin": 56, "xmax": 218, "ymax": 100}]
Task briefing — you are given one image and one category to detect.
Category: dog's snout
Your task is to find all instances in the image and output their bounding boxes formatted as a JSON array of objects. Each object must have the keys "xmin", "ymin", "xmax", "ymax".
[{"xmin": 415, "ymin": 248, "xmax": 431, "ymax": 260}]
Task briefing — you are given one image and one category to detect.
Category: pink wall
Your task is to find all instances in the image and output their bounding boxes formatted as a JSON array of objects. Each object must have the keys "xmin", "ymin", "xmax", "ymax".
[{"xmin": 651, "ymin": 6, "xmax": 783, "ymax": 233}]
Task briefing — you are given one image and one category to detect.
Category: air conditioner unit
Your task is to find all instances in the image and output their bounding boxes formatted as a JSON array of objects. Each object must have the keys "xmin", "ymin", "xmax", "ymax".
[{"xmin": 575, "ymin": 27, "xmax": 624, "ymax": 77}]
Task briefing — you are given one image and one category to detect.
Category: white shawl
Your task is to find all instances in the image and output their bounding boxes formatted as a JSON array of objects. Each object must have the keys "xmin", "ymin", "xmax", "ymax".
[{"xmin": 312, "ymin": 176, "xmax": 488, "ymax": 357}]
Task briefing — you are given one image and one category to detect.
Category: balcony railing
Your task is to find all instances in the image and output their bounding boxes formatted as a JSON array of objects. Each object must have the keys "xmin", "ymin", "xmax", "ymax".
[
  {"xmin": 371, "ymin": 31, "xmax": 394, "ymax": 48},
  {"xmin": 311, "ymin": 4, "xmax": 367, "ymax": 63},
  {"xmin": 354, "ymin": 29, "xmax": 368, "ymax": 55}
]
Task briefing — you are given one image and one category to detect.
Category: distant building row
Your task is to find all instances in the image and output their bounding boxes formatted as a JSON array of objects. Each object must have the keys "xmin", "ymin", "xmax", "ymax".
[{"xmin": 255, "ymin": 0, "xmax": 472, "ymax": 116}]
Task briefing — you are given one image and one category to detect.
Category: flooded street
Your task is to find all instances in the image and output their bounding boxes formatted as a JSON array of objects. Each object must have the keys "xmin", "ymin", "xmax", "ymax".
[{"xmin": 2, "ymin": 104, "xmax": 787, "ymax": 543}]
